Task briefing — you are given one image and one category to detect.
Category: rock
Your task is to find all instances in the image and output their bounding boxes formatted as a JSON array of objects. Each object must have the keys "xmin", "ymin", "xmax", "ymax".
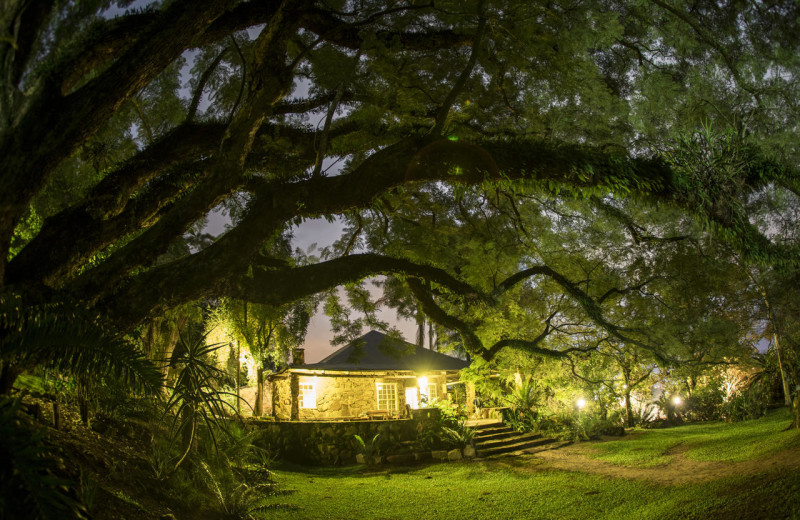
[
  {"xmin": 431, "ymin": 450, "xmax": 448, "ymax": 461},
  {"xmin": 386, "ymin": 454, "xmax": 414, "ymax": 464},
  {"xmin": 447, "ymin": 449, "xmax": 462, "ymax": 461},
  {"xmin": 463, "ymin": 445, "xmax": 476, "ymax": 458},
  {"xmin": 415, "ymin": 451, "xmax": 432, "ymax": 462}
]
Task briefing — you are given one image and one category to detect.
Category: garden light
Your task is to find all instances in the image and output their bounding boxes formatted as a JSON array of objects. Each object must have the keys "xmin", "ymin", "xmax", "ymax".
[
  {"xmin": 673, "ymin": 396, "xmax": 682, "ymax": 406},
  {"xmin": 576, "ymin": 398, "xmax": 586, "ymax": 409}
]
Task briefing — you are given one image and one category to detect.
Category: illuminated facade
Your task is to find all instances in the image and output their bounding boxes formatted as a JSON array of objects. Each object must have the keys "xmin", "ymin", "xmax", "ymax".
[{"xmin": 266, "ymin": 331, "xmax": 468, "ymax": 421}]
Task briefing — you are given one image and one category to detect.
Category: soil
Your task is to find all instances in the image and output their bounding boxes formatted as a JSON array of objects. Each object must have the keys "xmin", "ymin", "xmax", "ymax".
[{"xmin": 505, "ymin": 435, "xmax": 800, "ymax": 485}]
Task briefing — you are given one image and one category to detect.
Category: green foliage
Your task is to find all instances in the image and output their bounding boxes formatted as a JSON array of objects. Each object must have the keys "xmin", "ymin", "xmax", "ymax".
[
  {"xmin": 353, "ymin": 433, "xmax": 381, "ymax": 464},
  {"xmin": 163, "ymin": 332, "xmax": 240, "ymax": 473},
  {"xmin": 0, "ymin": 397, "xmax": 90, "ymax": 519},
  {"xmin": 721, "ymin": 383, "xmax": 770, "ymax": 423},
  {"xmin": 441, "ymin": 419, "xmax": 476, "ymax": 450},
  {"xmin": 0, "ymin": 297, "xmax": 163, "ymax": 395}
]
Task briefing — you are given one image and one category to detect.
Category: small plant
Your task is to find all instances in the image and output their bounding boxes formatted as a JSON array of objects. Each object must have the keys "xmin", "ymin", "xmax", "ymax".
[
  {"xmin": 353, "ymin": 433, "xmax": 381, "ymax": 464},
  {"xmin": 200, "ymin": 460, "xmax": 296, "ymax": 519},
  {"xmin": 441, "ymin": 419, "xmax": 476, "ymax": 450},
  {"xmin": 147, "ymin": 435, "xmax": 175, "ymax": 480},
  {"xmin": 722, "ymin": 386, "xmax": 769, "ymax": 422},
  {"xmin": 77, "ymin": 470, "xmax": 97, "ymax": 514}
]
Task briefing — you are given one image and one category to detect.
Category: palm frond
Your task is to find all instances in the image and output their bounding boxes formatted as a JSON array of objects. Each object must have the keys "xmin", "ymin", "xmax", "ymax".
[{"xmin": 0, "ymin": 297, "xmax": 163, "ymax": 394}]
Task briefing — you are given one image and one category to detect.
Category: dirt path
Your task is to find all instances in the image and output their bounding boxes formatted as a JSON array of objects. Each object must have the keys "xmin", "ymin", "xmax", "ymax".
[{"xmin": 501, "ymin": 438, "xmax": 800, "ymax": 485}]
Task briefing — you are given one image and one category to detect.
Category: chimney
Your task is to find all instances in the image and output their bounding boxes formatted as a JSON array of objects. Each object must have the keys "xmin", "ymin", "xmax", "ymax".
[{"xmin": 292, "ymin": 348, "xmax": 305, "ymax": 366}]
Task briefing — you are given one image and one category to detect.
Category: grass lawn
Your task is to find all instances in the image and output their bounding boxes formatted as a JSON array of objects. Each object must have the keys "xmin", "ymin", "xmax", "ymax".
[
  {"xmin": 263, "ymin": 409, "xmax": 800, "ymax": 520},
  {"xmin": 589, "ymin": 408, "xmax": 800, "ymax": 466}
]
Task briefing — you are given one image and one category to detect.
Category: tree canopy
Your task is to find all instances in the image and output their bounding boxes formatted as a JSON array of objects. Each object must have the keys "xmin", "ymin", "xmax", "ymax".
[{"xmin": 2, "ymin": 0, "xmax": 799, "ymax": 367}]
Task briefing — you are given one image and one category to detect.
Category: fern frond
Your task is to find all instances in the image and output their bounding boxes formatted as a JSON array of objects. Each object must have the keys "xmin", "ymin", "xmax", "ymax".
[{"xmin": 0, "ymin": 298, "xmax": 163, "ymax": 394}]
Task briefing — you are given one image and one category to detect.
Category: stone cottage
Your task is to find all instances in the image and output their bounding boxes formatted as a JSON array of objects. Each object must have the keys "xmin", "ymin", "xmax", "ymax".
[{"xmin": 266, "ymin": 330, "xmax": 470, "ymax": 420}]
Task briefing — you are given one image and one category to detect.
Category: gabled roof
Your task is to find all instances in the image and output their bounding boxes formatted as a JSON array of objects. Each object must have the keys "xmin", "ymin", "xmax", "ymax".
[{"xmin": 301, "ymin": 330, "xmax": 469, "ymax": 372}]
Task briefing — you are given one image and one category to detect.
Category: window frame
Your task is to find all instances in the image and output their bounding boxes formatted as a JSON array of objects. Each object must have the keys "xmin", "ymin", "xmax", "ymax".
[
  {"xmin": 298, "ymin": 382, "xmax": 316, "ymax": 409},
  {"xmin": 426, "ymin": 383, "xmax": 439, "ymax": 402},
  {"xmin": 376, "ymin": 382, "xmax": 398, "ymax": 412}
]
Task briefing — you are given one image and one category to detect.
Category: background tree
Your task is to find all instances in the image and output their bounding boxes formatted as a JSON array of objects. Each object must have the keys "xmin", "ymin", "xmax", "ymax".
[
  {"xmin": 212, "ymin": 297, "xmax": 313, "ymax": 416},
  {"xmin": 1, "ymin": 1, "xmax": 798, "ymax": 412}
]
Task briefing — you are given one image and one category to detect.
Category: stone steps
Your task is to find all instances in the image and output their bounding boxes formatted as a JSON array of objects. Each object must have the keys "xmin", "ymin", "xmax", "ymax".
[{"xmin": 471, "ymin": 421, "xmax": 557, "ymax": 458}]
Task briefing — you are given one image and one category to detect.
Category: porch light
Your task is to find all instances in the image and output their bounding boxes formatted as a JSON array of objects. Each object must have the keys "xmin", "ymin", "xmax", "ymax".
[
  {"xmin": 576, "ymin": 398, "xmax": 586, "ymax": 409},
  {"xmin": 418, "ymin": 376, "xmax": 429, "ymax": 388}
]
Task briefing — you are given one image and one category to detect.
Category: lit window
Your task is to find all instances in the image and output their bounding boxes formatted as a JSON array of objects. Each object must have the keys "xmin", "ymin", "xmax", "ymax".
[
  {"xmin": 427, "ymin": 383, "xmax": 439, "ymax": 402},
  {"xmin": 376, "ymin": 383, "xmax": 398, "ymax": 412},
  {"xmin": 299, "ymin": 383, "xmax": 316, "ymax": 409}
]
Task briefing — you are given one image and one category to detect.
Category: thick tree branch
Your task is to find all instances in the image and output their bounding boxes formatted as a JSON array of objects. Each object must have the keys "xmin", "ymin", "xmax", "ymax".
[
  {"xmin": 187, "ymin": 47, "xmax": 229, "ymax": 123},
  {"xmin": 1, "ymin": 0, "xmax": 56, "ymax": 88},
  {"xmin": 431, "ymin": 9, "xmax": 485, "ymax": 136},
  {"xmin": 64, "ymin": 2, "xmax": 300, "ymax": 300},
  {"xmin": 104, "ymin": 254, "xmax": 481, "ymax": 329},
  {"xmin": 298, "ymin": 9, "xmax": 472, "ymax": 51},
  {"xmin": 406, "ymin": 278, "xmax": 487, "ymax": 359},
  {"xmin": 0, "ymin": 0, "xmax": 238, "ymax": 272},
  {"xmin": 6, "ymin": 117, "xmax": 364, "ymax": 289},
  {"xmin": 597, "ymin": 276, "xmax": 664, "ymax": 304}
]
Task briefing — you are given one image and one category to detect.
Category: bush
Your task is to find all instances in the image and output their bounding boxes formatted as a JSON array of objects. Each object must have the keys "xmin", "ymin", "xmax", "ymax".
[{"xmin": 722, "ymin": 385, "xmax": 769, "ymax": 422}]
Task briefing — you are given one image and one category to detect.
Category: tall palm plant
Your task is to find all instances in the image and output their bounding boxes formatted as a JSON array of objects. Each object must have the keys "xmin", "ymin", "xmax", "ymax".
[{"xmin": 164, "ymin": 332, "xmax": 240, "ymax": 473}]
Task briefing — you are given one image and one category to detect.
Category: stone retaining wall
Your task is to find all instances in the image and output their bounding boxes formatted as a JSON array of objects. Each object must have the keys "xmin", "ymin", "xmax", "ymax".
[{"xmin": 249, "ymin": 418, "xmax": 419, "ymax": 466}]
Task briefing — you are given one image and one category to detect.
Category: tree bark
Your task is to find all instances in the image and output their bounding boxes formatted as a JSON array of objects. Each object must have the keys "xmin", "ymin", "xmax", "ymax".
[
  {"xmin": 0, "ymin": 362, "xmax": 22, "ymax": 394},
  {"xmin": 254, "ymin": 366, "xmax": 265, "ymax": 417}
]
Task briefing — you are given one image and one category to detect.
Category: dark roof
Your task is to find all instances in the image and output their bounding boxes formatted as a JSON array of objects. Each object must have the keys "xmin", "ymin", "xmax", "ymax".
[{"xmin": 301, "ymin": 330, "xmax": 469, "ymax": 372}]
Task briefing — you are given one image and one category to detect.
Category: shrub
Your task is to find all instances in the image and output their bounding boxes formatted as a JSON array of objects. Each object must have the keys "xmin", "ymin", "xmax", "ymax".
[
  {"xmin": 722, "ymin": 384, "xmax": 769, "ymax": 422},
  {"xmin": 353, "ymin": 434, "xmax": 381, "ymax": 464},
  {"xmin": 441, "ymin": 420, "xmax": 476, "ymax": 450}
]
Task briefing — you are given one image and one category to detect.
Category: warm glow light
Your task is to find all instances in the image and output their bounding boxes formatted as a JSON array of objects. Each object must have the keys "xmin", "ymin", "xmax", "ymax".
[
  {"xmin": 576, "ymin": 398, "xmax": 587, "ymax": 409},
  {"xmin": 673, "ymin": 396, "xmax": 682, "ymax": 406},
  {"xmin": 417, "ymin": 376, "xmax": 429, "ymax": 388}
]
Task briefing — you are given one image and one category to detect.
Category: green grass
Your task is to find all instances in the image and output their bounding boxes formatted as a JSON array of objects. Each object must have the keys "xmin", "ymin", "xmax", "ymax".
[
  {"xmin": 263, "ymin": 461, "xmax": 800, "ymax": 520},
  {"xmin": 259, "ymin": 410, "xmax": 800, "ymax": 520},
  {"xmin": 591, "ymin": 408, "xmax": 800, "ymax": 467}
]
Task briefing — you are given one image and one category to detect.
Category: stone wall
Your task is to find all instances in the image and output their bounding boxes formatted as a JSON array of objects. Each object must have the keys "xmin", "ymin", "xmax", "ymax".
[
  {"xmin": 271, "ymin": 376, "xmax": 292, "ymax": 420},
  {"xmin": 269, "ymin": 371, "xmax": 454, "ymax": 420},
  {"xmin": 298, "ymin": 375, "xmax": 379, "ymax": 420},
  {"xmin": 249, "ymin": 418, "xmax": 419, "ymax": 465}
]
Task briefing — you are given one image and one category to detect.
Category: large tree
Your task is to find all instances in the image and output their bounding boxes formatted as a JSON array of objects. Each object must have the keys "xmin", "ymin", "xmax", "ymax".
[{"xmin": 2, "ymin": 1, "xmax": 798, "ymax": 365}]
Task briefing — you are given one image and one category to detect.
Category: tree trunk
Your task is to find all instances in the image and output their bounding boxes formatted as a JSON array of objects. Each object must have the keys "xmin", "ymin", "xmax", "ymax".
[
  {"xmin": 254, "ymin": 366, "xmax": 265, "ymax": 417},
  {"xmin": 624, "ymin": 390, "xmax": 634, "ymax": 427},
  {"xmin": 772, "ymin": 332, "xmax": 792, "ymax": 406},
  {"xmin": 53, "ymin": 401, "xmax": 61, "ymax": 430},
  {"xmin": 0, "ymin": 362, "xmax": 22, "ymax": 394},
  {"xmin": 236, "ymin": 340, "xmax": 241, "ymax": 415}
]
